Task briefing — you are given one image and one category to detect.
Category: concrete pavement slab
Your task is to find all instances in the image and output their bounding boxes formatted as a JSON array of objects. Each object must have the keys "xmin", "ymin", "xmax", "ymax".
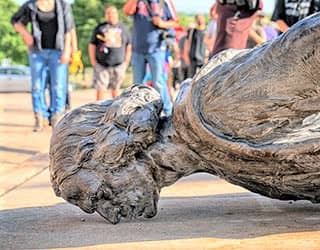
[
  {"xmin": 1, "ymin": 170, "xmax": 320, "ymax": 249},
  {"xmin": 1, "ymin": 90, "xmax": 320, "ymax": 249},
  {"xmin": 0, "ymin": 90, "xmax": 96, "ymax": 196}
]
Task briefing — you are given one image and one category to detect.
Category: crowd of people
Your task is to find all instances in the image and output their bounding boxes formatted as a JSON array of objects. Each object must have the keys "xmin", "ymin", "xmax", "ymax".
[{"xmin": 10, "ymin": 0, "xmax": 320, "ymax": 132}]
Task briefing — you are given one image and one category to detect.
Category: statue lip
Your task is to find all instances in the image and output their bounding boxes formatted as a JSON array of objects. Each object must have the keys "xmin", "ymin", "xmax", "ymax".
[
  {"xmin": 95, "ymin": 205, "xmax": 143, "ymax": 224},
  {"xmin": 95, "ymin": 196, "xmax": 158, "ymax": 224},
  {"xmin": 96, "ymin": 206, "xmax": 121, "ymax": 224}
]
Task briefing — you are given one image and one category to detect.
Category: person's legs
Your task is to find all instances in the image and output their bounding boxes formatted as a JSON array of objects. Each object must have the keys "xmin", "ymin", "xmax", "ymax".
[
  {"xmin": 47, "ymin": 49, "xmax": 67, "ymax": 127},
  {"xmin": 131, "ymin": 52, "xmax": 146, "ymax": 84},
  {"xmin": 109, "ymin": 63, "xmax": 126, "ymax": 98},
  {"xmin": 147, "ymin": 51, "xmax": 172, "ymax": 116},
  {"xmin": 28, "ymin": 51, "xmax": 50, "ymax": 131},
  {"xmin": 93, "ymin": 64, "xmax": 110, "ymax": 100},
  {"xmin": 187, "ymin": 60, "xmax": 197, "ymax": 78},
  {"xmin": 65, "ymin": 70, "xmax": 71, "ymax": 111},
  {"xmin": 108, "ymin": 67, "xmax": 117, "ymax": 99}
]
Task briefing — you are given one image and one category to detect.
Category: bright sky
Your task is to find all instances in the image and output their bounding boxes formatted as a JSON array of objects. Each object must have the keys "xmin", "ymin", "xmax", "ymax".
[{"xmin": 16, "ymin": 0, "xmax": 276, "ymax": 14}]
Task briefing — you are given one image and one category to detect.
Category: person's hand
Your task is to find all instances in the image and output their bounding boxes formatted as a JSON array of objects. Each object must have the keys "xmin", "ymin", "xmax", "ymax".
[
  {"xmin": 185, "ymin": 59, "xmax": 190, "ymax": 67},
  {"xmin": 22, "ymin": 32, "xmax": 34, "ymax": 47},
  {"xmin": 69, "ymin": 50, "xmax": 84, "ymax": 74},
  {"xmin": 152, "ymin": 16, "xmax": 163, "ymax": 27},
  {"xmin": 124, "ymin": 59, "xmax": 130, "ymax": 69},
  {"xmin": 171, "ymin": 20, "xmax": 180, "ymax": 29},
  {"xmin": 60, "ymin": 50, "xmax": 71, "ymax": 64}
]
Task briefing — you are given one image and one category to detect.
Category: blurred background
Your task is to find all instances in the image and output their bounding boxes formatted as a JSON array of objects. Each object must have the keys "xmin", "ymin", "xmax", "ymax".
[{"xmin": 1, "ymin": 0, "xmax": 276, "ymax": 91}]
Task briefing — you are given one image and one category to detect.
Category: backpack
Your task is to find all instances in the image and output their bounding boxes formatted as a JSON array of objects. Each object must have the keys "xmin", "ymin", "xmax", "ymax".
[{"xmin": 218, "ymin": 0, "xmax": 260, "ymax": 11}]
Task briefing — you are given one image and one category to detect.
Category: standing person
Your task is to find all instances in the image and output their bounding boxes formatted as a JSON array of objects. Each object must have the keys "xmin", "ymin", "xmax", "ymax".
[
  {"xmin": 271, "ymin": 0, "xmax": 320, "ymax": 33},
  {"xmin": 11, "ymin": 0, "xmax": 74, "ymax": 131},
  {"xmin": 207, "ymin": 3, "xmax": 218, "ymax": 51},
  {"xmin": 183, "ymin": 14, "xmax": 208, "ymax": 78},
  {"xmin": 89, "ymin": 6, "xmax": 131, "ymax": 100},
  {"xmin": 177, "ymin": 28, "xmax": 192, "ymax": 82},
  {"xmin": 123, "ymin": 0, "xmax": 179, "ymax": 117},
  {"xmin": 247, "ymin": 11, "xmax": 279, "ymax": 48},
  {"xmin": 211, "ymin": 0, "xmax": 262, "ymax": 56}
]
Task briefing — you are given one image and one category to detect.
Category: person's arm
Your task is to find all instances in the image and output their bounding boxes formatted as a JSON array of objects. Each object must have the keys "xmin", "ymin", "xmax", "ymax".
[
  {"xmin": 205, "ymin": 21, "xmax": 216, "ymax": 49},
  {"xmin": 271, "ymin": 0, "xmax": 288, "ymax": 32},
  {"xmin": 63, "ymin": 1, "xmax": 75, "ymax": 33},
  {"xmin": 123, "ymin": 0, "xmax": 138, "ymax": 16},
  {"xmin": 61, "ymin": 32, "xmax": 71, "ymax": 64},
  {"xmin": 124, "ymin": 44, "xmax": 132, "ymax": 68},
  {"xmin": 248, "ymin": 26, "xmax": 267, "ymax": 45},
  {"xmin": 204, "ymin": 30, "xmax": 213, "ymax": 49},
  {"xmin": 152, "ymin": 0, "xmax": 179, "ymax": 29},
  {"xmin": 11, "ymin": 3, "xmax": 33, "ymax": 48},
  {"xmin": 13, "ymin": 22, "xmax": 34, "ymax": 47},
  {"xmin": 152, "ymin": 16, "xmax": 179, "ymax": 29},
  {"xmin": 172, "ymin": 41, "xmax": 180, "ymax": 62},
  {"xmin": 61, "ymin": 2, "xmax": 76, "ymax": 64},
  {"xmin": 88, "ymin": 44, "xmax": 97, "ymax": 67},
  {"xmin": 70, "ymin": 27, "xmax": 78, "ymax": 53},
  {"xmin": 276, "ymin": 19, "xmax": 289, "ymax": 33},
  {"xmin": 182, "ymin": 36, "xmax": 191, "ymax": 66}
]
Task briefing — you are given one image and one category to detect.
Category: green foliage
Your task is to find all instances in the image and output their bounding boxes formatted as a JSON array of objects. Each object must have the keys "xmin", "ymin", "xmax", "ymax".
[
  {"xmin": 0, "ymin": 0, "xmax": 28, "ymax": 65},
  {"xmin": 178, "ymin": 12, "xmax": 195, "ymax": 29}
]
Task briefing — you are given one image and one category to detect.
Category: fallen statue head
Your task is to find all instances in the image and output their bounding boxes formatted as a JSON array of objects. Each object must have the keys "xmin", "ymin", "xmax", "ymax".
[
  {"xmin": 50, "ymin": 86, "xmax": 163, "ymax": 224},
  {"xmin": 50, "ymin": 13, "xmax": 320, "ymax": 224}
]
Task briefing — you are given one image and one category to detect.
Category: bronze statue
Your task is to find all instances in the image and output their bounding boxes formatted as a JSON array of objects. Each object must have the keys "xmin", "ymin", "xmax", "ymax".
[{"xmin": 50, "ymin": 13, "xmax": 320, "ymax": 224}]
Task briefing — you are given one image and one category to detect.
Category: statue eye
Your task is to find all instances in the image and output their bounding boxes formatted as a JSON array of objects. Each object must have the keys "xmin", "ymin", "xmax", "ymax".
[
  {"xmin": 67, "ymin": 194, "xmax": 80, "ymax": 200},
  {"xmin": 90, "ymin": 196, "xmax": 97, "ymax": 201}
]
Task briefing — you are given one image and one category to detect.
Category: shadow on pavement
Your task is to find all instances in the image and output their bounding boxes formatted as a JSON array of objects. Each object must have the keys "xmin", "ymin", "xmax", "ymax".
[
  {"xmin": 1, "ymin": 194, "xmax": 320, "ymax": 249},
  {"xmin": 0, "ymin": 146, "xmax": 38, "ymax": 155},
  {"xmin": 0, "ymin": 122, "xmax": 33, "ymax": 128}
]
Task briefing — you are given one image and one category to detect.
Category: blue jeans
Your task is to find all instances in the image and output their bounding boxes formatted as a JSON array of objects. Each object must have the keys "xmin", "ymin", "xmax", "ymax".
[
  {"xmin": 131, "ymin": 51, "xmax": 172, "ymax": 116},
  {"xmin": 29, "ymin": 49, "xmax": 67, "ymax": 119}
]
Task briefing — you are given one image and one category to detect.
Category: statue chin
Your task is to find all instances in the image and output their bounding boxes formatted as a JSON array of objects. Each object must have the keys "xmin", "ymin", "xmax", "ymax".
[{"xmin": 50, "ymin": 13, "xmax": 320, "ymax": 223}]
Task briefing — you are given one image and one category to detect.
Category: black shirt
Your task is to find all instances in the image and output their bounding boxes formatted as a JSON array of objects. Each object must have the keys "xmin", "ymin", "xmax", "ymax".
[
  {"xmin": 271, "ymin": 0, "xmax": 320, "ymax": 27},
  {"xmin": 188, "ymin": 29, "xmax": 206, "ymax": 64},
  {"xmin": 90, "ymin": 22, "xmax": 131, "ymax": 67},
  {"xmin": 37, "ymin": 8, "xmax": 58, "ymax": 49}
]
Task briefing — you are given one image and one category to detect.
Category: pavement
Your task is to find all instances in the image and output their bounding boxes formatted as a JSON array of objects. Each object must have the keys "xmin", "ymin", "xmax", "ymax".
[{"xmin": 1, "ymin": 89, "xmax": 320, "ymax": 250}]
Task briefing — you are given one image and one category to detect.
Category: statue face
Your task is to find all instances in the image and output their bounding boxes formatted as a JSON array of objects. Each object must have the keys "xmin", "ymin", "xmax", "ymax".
[
  {"xmin": 51, "ymin": 85, "xmax": 163, "ymax": 224},
  {"xmin": 59, "ymin": 161, "xmax": 160, "ymax": 224},
  {"xmin": 96, "ymin": 161, "xmax": 160, "ymax": 224},
  {"xmin": 59, "ymin": 170, "xmax": 103, "ymax": 214}
]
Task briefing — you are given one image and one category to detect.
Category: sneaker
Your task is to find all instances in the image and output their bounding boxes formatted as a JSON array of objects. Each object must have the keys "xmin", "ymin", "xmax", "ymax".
[
  {"xmin": 33, "ymin": 113, "xmax": 43, "ymax": 132},
  {"xmin": 43, "ymin": 119, "xmax": 50, "ymax": 128}
]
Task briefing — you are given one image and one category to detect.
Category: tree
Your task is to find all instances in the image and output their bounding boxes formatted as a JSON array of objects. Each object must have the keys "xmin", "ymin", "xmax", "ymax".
[{"xmin": 0, "ymin": 0, "xmax": 28, "ymax": 65}]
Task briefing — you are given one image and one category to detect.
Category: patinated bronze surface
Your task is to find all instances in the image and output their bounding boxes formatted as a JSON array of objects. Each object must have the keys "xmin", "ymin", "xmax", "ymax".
[{"xmin": 50, "ymin": 13, "xmax": 320, "ymax": 224}]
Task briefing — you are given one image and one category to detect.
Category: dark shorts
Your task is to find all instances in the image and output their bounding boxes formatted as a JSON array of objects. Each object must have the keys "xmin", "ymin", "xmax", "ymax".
[{"xmin": 93, "ymin": 63, "xmax": 126, "ymax": 91}]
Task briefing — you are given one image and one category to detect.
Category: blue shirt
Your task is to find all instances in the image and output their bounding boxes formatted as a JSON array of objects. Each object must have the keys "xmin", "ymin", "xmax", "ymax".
[{"xmin": 132, "ymin": 0, "xmax": 174, "ymax": 54}]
